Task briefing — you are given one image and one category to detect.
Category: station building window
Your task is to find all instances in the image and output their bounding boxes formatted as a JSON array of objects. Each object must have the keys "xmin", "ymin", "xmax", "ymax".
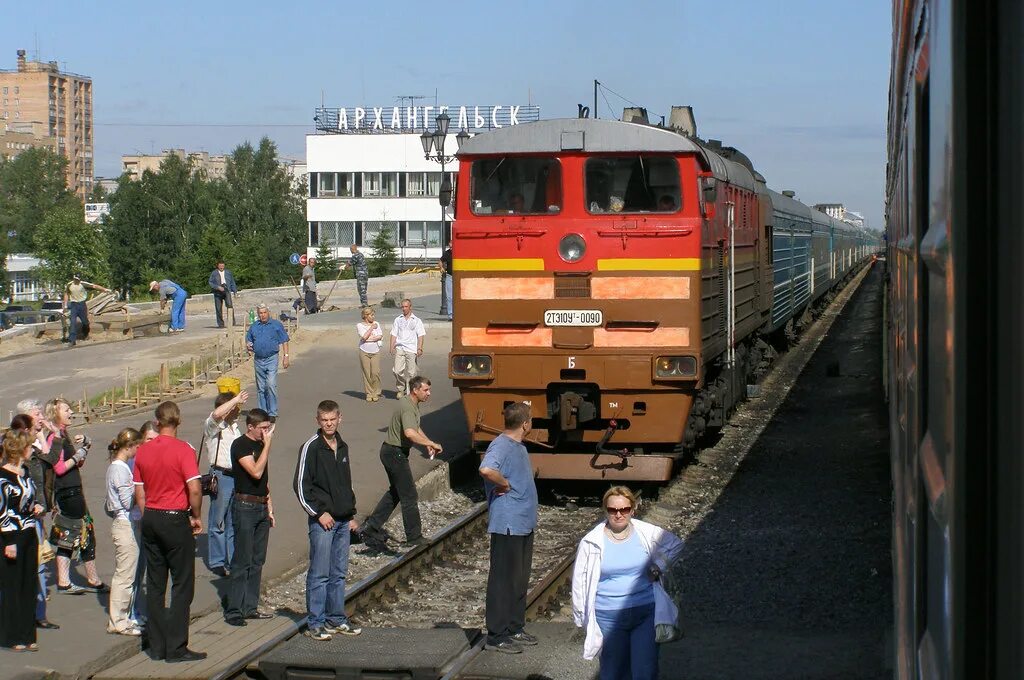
[
  {"xmin": 363, "ymin": 220, "xmax": 399, "ymax": 246},
  {"xmin": 316, "ymin": 221, "xmax": 357, "ymax": 247},
  {"xmin": 362, "ymin": 172, "xmax": 399, "ymax": 197},
  {"xmin": 407, "ymin": 172, "xmax": 442, "ymax": 197},
  {"xmin": 406, "ymin": 221, "xmax": 443, "ymax": 247}
]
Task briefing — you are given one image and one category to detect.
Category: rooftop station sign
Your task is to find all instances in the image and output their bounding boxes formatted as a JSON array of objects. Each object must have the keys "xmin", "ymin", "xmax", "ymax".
[{"xmin": 313, "ymin": 105, "xmax": 541, "ymax": 134}]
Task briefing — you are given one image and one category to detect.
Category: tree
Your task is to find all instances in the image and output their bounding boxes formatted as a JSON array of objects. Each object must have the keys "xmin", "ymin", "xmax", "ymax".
[
  {"xmin": 32, "ymin": 204, "xmax": 110, "ymax": 290},
  {"xmin": 221, "ymin": 137, "xmax": 306, "ymax": 288},
  {"xmin": 368, "ymin": 222, "xmax": 398, "ymax": 278},
  {"xmin": 0, "ymin": 148, "xmax": 80, "ymax": 252},
  {"xmin": 314, "ymin": 242, "xmax": 339, "ymax": 282}
]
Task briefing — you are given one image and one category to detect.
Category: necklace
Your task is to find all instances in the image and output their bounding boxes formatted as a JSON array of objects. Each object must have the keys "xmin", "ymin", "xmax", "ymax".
[{"xmin": 604, "ymin": 524, "xmax": 632, "ymax": 542}]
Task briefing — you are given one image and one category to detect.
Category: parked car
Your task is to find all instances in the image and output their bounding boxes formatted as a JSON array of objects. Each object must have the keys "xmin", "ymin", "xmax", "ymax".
[{"xmin": 41, "ymin": 300, "xmax": 64, "ymax": 322}]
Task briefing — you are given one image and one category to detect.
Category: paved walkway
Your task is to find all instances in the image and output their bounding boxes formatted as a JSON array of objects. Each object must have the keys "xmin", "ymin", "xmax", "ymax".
[{"xmin": 0, "ymin": 293, "xmax": 465, "ymax": 679}]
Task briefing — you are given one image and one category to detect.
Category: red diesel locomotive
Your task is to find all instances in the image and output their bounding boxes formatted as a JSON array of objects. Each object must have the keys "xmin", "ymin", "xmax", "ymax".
[{"xmin": 449, "ymin": 109, "xmax": 875, "ymax": 481}]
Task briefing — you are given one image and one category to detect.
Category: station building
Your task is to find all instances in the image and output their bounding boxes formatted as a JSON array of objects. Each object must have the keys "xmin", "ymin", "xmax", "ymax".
[{"xmin": 305, "ymin": 104, "xmax": 539, "ymax": 263}]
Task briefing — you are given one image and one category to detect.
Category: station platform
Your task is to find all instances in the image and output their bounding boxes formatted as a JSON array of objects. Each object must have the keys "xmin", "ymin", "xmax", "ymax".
[{"xmin": 0, "ymin": 293, "xmax": 465, "ymax": 680}]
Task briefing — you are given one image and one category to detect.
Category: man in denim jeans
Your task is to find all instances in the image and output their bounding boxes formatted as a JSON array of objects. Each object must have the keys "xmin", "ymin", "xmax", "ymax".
[
  {"xmin": 293, "ymin": 400, "xmax": 361, "ymax": 641},
  {"xmin": 203, "ymin": 390, "xmax": 248, "ymax": 577},
  {"xmin": 245, "ymin": 303, "xmax": 289, "ymax": 422}
]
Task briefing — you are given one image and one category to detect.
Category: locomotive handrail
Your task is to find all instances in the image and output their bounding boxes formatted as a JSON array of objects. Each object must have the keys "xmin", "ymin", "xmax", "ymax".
[
  {"xmin": 553, "ymin": 341, "xmax": 593, "ymax": 349},
  {"xmin": 596, "ymin": 227, "xmax": 693, "ymax": 237},
  {"xmin": 455, "ymin": 229, "xmax": 548, "ymax": 239}
]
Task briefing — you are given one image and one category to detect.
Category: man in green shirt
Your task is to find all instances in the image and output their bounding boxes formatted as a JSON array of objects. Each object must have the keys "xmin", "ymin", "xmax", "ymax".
[
  {"xmin": 359, "ymin": 376, "xmax": 442, "ymax": 553},
  {"xmin": 63, "ymin": 273, "xmax": 111, "ymax": 347}
]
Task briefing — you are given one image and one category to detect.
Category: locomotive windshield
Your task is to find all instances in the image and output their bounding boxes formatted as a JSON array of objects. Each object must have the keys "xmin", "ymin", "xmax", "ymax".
[
  {"xmin": 584, "ymin": 156, "xmax": 680, "ymax": 213},
  {"xmin": 469, "ymin": 157, "xmax": 562, "ymax": 215}
]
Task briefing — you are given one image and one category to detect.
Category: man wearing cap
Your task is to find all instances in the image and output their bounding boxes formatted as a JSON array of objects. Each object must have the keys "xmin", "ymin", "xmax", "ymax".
[
  {"xmin": 245, "ymin": 303, "xmax": 290, "ymax": 422},
  {"xmin": 63, "ymin": 273, "xmax": 111, "ymax": 347},
  {"xmin": 150, "ymin": 280, "xmax": 188, "ymax": 333}
]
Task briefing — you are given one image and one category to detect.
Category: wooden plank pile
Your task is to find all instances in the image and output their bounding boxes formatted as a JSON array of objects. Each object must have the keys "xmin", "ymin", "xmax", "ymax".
[{"xmin": 87, "ymin": 292, "xmax": 128, "ymax": 316}]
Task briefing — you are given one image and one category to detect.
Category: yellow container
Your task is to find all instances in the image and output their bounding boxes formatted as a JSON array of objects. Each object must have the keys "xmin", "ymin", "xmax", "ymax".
[{"xmin": 216, "ymin": 376, "xmax": 241, "ymax": 395}]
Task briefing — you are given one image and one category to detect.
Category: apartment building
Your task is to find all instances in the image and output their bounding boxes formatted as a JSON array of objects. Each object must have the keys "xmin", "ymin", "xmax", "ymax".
[
  {"xmin": 0, "ymin": 121, "xmax": 55, "ymax": 160},
  {"xmin": 121, "ymin": 148, "xmax": 228, "ymax": 180},
  {"xmin": 0, "ymin": 50, "xmax": 93, "ymax": 199}
]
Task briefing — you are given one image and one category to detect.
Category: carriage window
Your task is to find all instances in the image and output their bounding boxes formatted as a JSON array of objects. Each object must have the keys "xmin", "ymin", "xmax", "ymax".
[
  {"xmin": 584, "ymin": 156, "xmax": 680, "ymax": 214},
  {"xmin": 469, "ymin": 157, "xmax": 562, "ymax": 215}
]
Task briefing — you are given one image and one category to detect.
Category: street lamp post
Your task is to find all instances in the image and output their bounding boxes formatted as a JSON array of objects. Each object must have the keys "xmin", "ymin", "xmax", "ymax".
[{"xmin": 421, "ymin": 112, "xmax": 470, "ymax": 317}]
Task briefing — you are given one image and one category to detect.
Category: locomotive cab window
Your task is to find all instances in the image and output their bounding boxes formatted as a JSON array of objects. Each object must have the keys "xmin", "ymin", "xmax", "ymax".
[
  {"xmin": 585, "ymin": 156, "xmax": 680, "ymax": 214},
  {"xmin": 469, "ymin": 157, "xmax": 562, "ymax": 215}
]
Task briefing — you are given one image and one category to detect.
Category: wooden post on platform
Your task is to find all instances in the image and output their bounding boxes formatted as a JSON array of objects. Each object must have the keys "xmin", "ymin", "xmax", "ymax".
[
  {"xmin": 124, "ymin": 368, "xmax": 130, "ymax": 400},
  {"xmin": 191, "ymin": 357, "xmax": 197, "ymax": 389},
  {"xmin": 160, "ymin": 362, "xmax": 169, "ymax": 397},
  {"xmin": 136, "ymin": 383, "xmax": 141, "ymax": 407}
]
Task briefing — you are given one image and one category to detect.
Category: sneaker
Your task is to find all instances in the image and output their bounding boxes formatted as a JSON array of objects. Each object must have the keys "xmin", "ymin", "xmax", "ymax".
[
  {"xmin": 484, "ymin": 639, "xmax": 523, "ymax": 654},
  {"xmin": 324, "ymin": 621, "xmax": 362, "ymax": 636},
  {"xmin": 82, "ymin": 582, "xmax": 110, "ymax": 594},
  {"xmin": 511, "ymin": 631, "xmax": 538, "ymax": 646},
  {"xmin": 305, "ymin": 627, "xmax": 332, "ymax": 641},
  {"xmin": 58, "ymin": 584, "xmax": 87, "ymax": 595}
]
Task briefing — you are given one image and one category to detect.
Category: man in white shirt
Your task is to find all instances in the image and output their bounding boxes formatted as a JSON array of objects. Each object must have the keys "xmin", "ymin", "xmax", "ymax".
[
  {"xmin": 390, "ymin": 299, "xmax": 426, "ymax": 398},
  {"xmin": 204, "ymin": 389, "xmax": 248, "ymax": 577}
]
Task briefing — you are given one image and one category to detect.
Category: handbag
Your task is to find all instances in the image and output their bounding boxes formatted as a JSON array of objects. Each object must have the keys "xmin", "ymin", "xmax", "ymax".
[
  {"xmin": 653, "ymin": 566, "xmax": 683, "ymax": 644},
  {"xmin": 195, "ymin": 430, "xmax": 222, "ymax": 498},
  {"xmin": 51, "ymin": 514, "xmax": 85, "ymax": 552}
]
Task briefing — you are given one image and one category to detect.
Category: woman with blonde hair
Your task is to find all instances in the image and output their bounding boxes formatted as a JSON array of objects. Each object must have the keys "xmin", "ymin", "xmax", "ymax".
[
  {"xmin": 105, "ymin": 428, "xmax": 143, "ymax": 636},
  {"xmin": 571, "ymin": 486, "xmax": 683, "ymax": 680},
  {"xmin": 45, "ymin": 398, "xmax": 107, "ymax": 594},
  {"xmin": 356, "ymin": 307, "xmax": 383, "ymax": 401},
  {"xmin": 0, "ymin": 431, "xmax": 45, "ymax": 651}
]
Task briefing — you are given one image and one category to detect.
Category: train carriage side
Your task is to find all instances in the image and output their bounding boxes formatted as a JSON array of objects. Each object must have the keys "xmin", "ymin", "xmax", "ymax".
[
  {"xmin": 766, "ymin": 190, "xmax": 814, "ymax": 331},
  {"xmin": 809, "ymin": 208, "xmax": 834, "ymax": 302}
]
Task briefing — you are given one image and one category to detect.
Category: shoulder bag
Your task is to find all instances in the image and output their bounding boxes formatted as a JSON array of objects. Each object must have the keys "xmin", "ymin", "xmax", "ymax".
[{"xmin": 194, "ymin": 429, "xmax": 222, "ymax": 498}]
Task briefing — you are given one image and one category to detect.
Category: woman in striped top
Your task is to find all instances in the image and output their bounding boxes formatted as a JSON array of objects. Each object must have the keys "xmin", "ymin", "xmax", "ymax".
[{"xmin": 0, "ymin": 431, "xmax": 44, "ymax": 651}]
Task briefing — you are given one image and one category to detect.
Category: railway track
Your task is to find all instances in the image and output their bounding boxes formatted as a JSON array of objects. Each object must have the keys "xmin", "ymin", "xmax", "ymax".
[{"xmin": 225, "ymin": 263, "xmax": 875, "ymax": 680}]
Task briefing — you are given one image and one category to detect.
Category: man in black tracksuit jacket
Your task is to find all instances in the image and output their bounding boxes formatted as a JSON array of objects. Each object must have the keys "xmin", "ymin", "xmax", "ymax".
[{"xmin": 293, "ymin": 399, "xmax": 360, "ymax": 640}]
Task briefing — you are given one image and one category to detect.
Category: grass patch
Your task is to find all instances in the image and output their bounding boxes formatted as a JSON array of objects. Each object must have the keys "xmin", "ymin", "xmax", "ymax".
[{"xmin": 87, "ymin": 351, "xmax": 246, "ymax": 410}]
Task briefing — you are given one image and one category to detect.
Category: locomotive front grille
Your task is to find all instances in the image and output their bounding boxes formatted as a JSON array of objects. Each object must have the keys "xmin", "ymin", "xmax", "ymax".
[{"xmin": 554, "ymin": 272, "xmax": 591, "ymax": 298}]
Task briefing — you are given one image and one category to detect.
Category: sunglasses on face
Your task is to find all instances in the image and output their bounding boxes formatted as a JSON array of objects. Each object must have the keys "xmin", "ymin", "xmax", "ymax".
[{"xmin": 606, "ymin": 506, "xmax": 632, "ymax": 515}]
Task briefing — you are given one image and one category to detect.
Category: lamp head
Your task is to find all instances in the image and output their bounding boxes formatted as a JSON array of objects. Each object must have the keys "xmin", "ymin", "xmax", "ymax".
[
  {"xmin": 436, "ymin": 111, "xmax": 451, "ymax": 136},
  {"xmin": 420, "ymin": 129, "xmax": 434, "ymax": 156}
]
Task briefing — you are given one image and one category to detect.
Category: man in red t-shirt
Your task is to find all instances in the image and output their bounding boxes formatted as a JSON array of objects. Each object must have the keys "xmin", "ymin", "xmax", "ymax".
[{"xmin": 133, "ymin": 401, "xmax": 206, "ymax": 663}]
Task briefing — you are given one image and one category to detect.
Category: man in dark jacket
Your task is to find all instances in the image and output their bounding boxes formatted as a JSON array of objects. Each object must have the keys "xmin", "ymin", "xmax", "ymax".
[
  {"xmin": 293, "ymin": 400, "xmax": 361, "ymax": 641},
  {"xmin": 208, "ymin": 261, "xmax": 239, "ymax": 328}
]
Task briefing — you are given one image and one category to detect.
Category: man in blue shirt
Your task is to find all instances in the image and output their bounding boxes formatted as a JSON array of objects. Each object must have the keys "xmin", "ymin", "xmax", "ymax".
[
  {"xmin": 245, "ymin": 303, "xmax": 290, "ymax": 422},
  {"xmin": 479, "ymin": 402, "xmax": 539, "ymax": 654}
]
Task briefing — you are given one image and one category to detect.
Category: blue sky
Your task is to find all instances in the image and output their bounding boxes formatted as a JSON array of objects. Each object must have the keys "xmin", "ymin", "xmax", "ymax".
[{"xmin": 3, "ymin": 1, "xmax": 890, "ymax": 228}]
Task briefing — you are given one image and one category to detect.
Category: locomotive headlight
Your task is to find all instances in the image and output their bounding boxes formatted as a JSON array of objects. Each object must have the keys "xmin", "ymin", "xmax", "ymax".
[
  {"xmin": 558, "ymin": 233, "xmax": 586, "ymax": 263},
  {"xmin": 451, "ymin": 354, "xmax": 493, "ymax": 378},
  {"xmin": 655, "ymin": 356, "xmax": 698, "ymax": 379}
]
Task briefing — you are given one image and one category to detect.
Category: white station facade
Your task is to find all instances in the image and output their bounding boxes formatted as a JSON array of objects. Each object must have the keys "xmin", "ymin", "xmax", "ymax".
[{"xmin": 305, "ymin": 104, "xmax": 540, "ymax": 263}]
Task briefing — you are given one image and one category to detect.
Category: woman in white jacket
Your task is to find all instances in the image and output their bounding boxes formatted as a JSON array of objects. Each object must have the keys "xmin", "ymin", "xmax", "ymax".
[{"xmin": 571, "ymin": 486, "xmax": 683, "ymax": 679}]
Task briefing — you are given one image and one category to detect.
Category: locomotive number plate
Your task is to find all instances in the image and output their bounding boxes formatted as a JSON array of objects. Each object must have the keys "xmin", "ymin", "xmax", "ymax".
[{"xmin": 544, "ymin": 309, "xmax": 603, "ymax": 327}]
